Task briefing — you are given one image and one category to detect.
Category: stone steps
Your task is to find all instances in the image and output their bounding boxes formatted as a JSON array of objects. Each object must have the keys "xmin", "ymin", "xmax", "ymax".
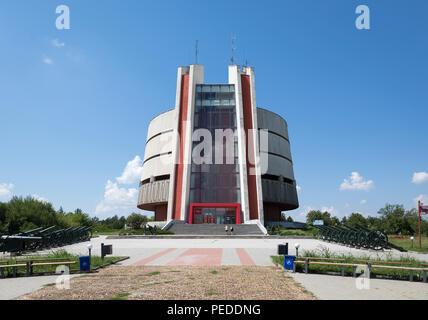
[{"xmin": 167, "ymin": 224, "xmax": 264, "ymax": 235}]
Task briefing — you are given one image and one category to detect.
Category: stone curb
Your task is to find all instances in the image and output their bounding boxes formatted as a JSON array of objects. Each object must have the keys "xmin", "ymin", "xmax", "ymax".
[{"xmin": 106, "ymin": 235, "xmax": 315, "ymax": 240}]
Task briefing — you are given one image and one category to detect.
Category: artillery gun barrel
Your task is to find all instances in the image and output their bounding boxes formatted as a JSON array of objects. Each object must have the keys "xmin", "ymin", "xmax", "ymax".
[
  {"xmin": 15, "ymin": 227, "xmax": 45, "ymax": 236},
  {"xmin": 343, "ymin": 225, "xmax": 360, "ymax": 232},
  {"xmin": 1, "ymin": 235, "xmax": 43, "ymax": 240},
  {"xmin": 38, "ymin": 226, "xmax": 56, "ymax": 234},
  {"xmin": 355, "ymin": 224, "xmax": 372, "ymax": 232}
]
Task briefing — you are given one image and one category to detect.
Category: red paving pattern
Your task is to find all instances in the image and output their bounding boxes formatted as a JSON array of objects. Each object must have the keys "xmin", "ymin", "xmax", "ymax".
[
  {"xmin": 167, "ymin": 248, "xmax": 223, "ymax": 266},
  {"xmin": 236, "ymin": 248, "xmax": 256, "ymax": 266},
  {"xmin": 132, "ymin": 248, "xmax": 258, "ymax": 266},
  {"xmin": 132, "ymin": 248, "xmax": 177, "ymax": 266}
]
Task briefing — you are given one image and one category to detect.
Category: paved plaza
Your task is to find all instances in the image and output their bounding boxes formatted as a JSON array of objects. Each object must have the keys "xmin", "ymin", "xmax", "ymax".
[
  {"xmin": 2, "ymin": 236, "xmax": 428, "ymax": 300},
  {"xmin": 18, "ymin": 236, "xmax": 428, "ymax": 266}
]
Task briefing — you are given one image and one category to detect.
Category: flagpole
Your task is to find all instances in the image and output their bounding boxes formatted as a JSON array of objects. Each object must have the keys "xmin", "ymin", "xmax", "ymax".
[{"xmin": 419, "ymin": 200, "xmax": 422, "ymax": 249}]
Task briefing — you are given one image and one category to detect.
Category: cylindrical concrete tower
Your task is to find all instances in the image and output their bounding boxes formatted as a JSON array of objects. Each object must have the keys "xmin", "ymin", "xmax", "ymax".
[{"xmin": 137, "ymin": 65, "xmax": 298, "ymax": 227}]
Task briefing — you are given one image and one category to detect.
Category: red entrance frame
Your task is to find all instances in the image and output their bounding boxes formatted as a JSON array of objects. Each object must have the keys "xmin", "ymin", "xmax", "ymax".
[{"xmin": 189, "ymin": 203, "xmax": 241, "ymax": 225}]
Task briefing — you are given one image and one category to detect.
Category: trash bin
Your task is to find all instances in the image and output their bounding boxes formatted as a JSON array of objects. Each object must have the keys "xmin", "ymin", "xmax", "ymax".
[
  {"xmin": 278, "ymin": 243, "xmax": 289, "ymax": 255},
  {"xmin": 79, "ymin": 255, "xmax": 90, "ymax": 271},
  {"xmin": 283, "ymin": 255, "xmax": 295, "ymax": 270}
]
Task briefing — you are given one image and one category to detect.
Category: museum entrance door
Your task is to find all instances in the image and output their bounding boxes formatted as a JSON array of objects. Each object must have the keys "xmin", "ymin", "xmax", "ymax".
[{"xmin": 189, "ymin": 203, "xmax": 241, "ymax": 225}]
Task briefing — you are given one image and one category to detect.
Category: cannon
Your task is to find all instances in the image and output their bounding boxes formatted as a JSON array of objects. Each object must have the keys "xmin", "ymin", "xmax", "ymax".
[
  {"xmin": 0, "ymin": 235, "xmax": 42, "ymax": 253},
  {"xmin": 314, "ymin": 223, "xmax": 406, "ymax": 252},
  {"xmin": 0, "ymin": 225, "xmax": 92, "ymax": 254}
]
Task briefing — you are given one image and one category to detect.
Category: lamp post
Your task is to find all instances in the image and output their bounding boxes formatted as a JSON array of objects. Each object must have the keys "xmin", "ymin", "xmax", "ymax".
[
  {"xmin": 410, "ymin": 237, "xmax": 414, "ymax": 248},
  {"xmin": 295, "ymin": 243, "xmax": 300, "ymax": 257},
  {"xmin": 87, "ymin": 244, "xmax": 93, "ymax": 271}
]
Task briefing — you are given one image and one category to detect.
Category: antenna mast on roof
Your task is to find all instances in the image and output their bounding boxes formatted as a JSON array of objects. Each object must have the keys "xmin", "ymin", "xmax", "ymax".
[
  {"xmin": 195, "ymin": 40, "xmax": 199, "ymax": 64},
  {"xmin": 230, "ymin": 34, "xmax": 236, "ymax": 65}
]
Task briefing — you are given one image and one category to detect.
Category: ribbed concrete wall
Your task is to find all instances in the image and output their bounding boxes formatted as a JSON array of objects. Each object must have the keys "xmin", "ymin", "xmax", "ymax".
[
  {"xmin": 257, "ymin": 108, "xmax": 295, "ymax": 182},
  {"xmin": 138, "ymin": 180, "xmax": 170, "ymax": 211},
  {"xmin": 141, "ymin": 110, "xmax": 175, "ymax": 182},
  {"xmin": 257, "ymin": 107, "xmax": 298, "ymax": 211},
  {"xmin": 143, "ymin": 131, "xmax": 174, "ymax": 162},
  {"xmin": 262, "ymin": 179, "xmax": 298, "ymax": 210},
  {"xmin": 265, "ymin": 132, "xmax": 292, "ymax": 160},
  {"xmin": 257, "ymin": 108, "xmax": 289, "ymax": 141},
  {"xmin": 146, "ymin": 110, "xmax": 175, "ymax": 140}
]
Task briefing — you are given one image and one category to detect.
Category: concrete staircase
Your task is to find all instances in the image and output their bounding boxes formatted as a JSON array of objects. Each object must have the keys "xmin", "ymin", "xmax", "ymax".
[{"xmin": 167, "ymin": 224, "xmax": 264, "ymax": 235}]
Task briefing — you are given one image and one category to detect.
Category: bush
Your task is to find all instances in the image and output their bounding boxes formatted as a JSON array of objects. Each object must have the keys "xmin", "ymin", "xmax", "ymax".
[{"xmin": 126, "ymin": 213, "xmax": 148, "ymax": 230}]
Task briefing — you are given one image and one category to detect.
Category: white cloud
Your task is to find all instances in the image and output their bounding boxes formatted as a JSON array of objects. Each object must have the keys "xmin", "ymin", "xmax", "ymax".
[
  {"xmin": 32, "ymin": 194, "xmax": 49, "ymax": 203},
  {"xmin": 95, "ymin": 180, "xmax": 138, "ymax": 217},
  {"xmin": 0, "ymin": 183, "xmax": 14, "ymax": 201},
  {"xmin": 296, "ymin": 185, "xmax": 301, "ymax": 193},
  {"xmin": 360, "ymin": 200, "xmax": 367, "ymax": 205},
  {"xmin": 321, "ymin": 206, "xmax": 339, "ymax": 217},
  {"xmin": 414, "ymin": 194, "xmax": 428, "ymax": 205},
  {"xmin": 412, "ymin": 172, "xmax": 428, "ymax": 184},
  {"xmin": 95, "ymin": 156, "xmax": 145, "ymax": 217},
  {"xmin": 52, "ymin": 39, "xmax": 65, "ymax": 48},
  {"xmin": 116, "ymin": 156, "xmax": 143, "ymax": 185},
  {"xmin": 340, "ymin": 172, "xmax": 374, "ymax": 191},
  {"xmin": 299, "ymin": 206, "xmax": 315, "ymax": 218},
  {"xmin": 43, "ymin": 57, "xmax": 53, "ymax": 65},
  {"xmin": 298, "ymin": 205, "xmax": 339, "ymax": 218}
]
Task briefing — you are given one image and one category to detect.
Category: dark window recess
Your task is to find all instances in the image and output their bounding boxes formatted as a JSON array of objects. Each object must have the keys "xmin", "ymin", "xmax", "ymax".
[
  {"xmin": 262, "ymin": 174, "xmax": 294, "ymax": 185},
  {"xmin": 143, "ymin": 152, "xmax": 173, "ymax": 164},
  {"xmin": 140, "ymin": 174, "xmax": 170, "ymax": 186},
  {"xmin": 190, "ymin": 84, "xmax": 240, "ymax": 204}
]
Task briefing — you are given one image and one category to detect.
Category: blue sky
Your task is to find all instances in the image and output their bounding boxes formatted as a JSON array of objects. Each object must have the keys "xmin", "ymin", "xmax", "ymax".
[{"xmin": 1, "ymin": 0, "xmax": 427, "ymax": 221}]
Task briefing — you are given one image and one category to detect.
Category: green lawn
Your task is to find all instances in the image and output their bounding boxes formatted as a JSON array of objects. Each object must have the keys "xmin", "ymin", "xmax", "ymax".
[
  {"xmin": 93, "ymin": 228, "xmax": 173, "ymax": 236},
  {"xmin": 272, "ymin": 247, "xmax": 428, "ymax": 281},
  {"xmin": 0, "ymin": 249, "xmax": 126, "ymax": 277},
  {"xmin": 267, "ymin": 227, "xmax": 317, "ymax": 237},
  {"xmin": 388, "ymin": 235, "xmax": 428, "ymax": 253},
  {"xmin": 92, "ymin": 230, "xmax": 122, "ymax": 236}
]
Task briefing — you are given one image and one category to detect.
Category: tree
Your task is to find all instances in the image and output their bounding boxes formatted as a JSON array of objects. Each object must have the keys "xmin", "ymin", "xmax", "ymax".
[
  {"xmin": 62, "ymin": 209, "xmax": 93, "ymax": 228},
  {"xmin": 281, "ymin": 213, "xmax": 294, "ymax": 222},
  {"xmin": 98, "ymin": 215, "xmax": 126, "ymax": 230},
  {"xmin": 346, "ymin": 213, "xmax": 368, "ymax": 228},
  {"xmin": 377, "ymin": 204, "xmax": 413, "ymax": 235},
  {"xmin": 6, "ymin": 196, "xmax": 61, "ymax": 234},
  {"xmin": 306, "ymin": 210, "xmax": 332, "ymax": 226},
  {"xmin": 126, "ymin": 213, "xmax": 148, "ymax": 230},
  {"xmin": 331, "ymin": 217, "xmax": 340, "ymax": 226},
  {"xmin": 0, "ymin": 202, "xmax": 7, "ymax": 234}
]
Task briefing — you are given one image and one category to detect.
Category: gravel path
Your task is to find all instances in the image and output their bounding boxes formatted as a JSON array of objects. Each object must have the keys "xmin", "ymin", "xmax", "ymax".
[{"xmin": 17, "ymin": 266, "xmax": 316, "ymax": 300}]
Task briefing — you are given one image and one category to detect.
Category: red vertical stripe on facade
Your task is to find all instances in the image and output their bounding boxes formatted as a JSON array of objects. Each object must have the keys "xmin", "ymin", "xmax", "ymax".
[
  {"xmin": 241, "ymin": 74, "xmax": 259, "ymax": 220},
  {"xmin": 173, "ymin": 74, "xmax": 190, "ymax": 221}
]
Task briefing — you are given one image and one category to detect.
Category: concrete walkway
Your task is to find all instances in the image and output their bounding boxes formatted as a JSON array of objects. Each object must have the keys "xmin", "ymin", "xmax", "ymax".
[
  {"xmin": 0, "ymin": 275, "xmax": 78, "ymax": 300},
  {"xmin": 289, "ymin": 272, "xmax": 428, "ymax": 300},
  {"xmin": 3, "ymin": 236, "xmax": 427, "ymax": 266},
  {"xmin": 18, "ymin": 236, "xmax": 427, "ymax": 263},
  {"xmin": 2, "ymin": 236, "xmax": 428, "ymax": 300}
]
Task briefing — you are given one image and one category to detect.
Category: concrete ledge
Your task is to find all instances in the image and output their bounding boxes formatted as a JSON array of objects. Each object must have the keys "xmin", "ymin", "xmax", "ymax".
[{"xmin": 106, "ymin": 235, "xmax": 315, "ymax": 240}]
